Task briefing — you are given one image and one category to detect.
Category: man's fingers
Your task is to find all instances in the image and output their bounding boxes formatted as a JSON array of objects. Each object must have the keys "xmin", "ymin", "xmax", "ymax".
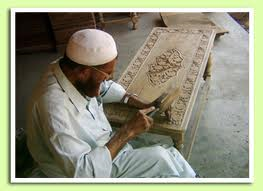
[{"xmin": 140, "ymin": 106, "xmax": 156, "ymax": 115}]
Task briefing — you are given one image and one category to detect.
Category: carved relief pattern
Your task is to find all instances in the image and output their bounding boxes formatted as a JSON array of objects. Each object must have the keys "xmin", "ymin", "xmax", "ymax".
[
  {"xmin": 146, "ymin": 48, "xmax": 184, "ymax": 86},
  {"xmin": 169, "ymin": 32, "xmax": 211, "ymax": 127},
  {"xmin": 116, "ymin": 27, "xmax": 213, "ymax": 129}
]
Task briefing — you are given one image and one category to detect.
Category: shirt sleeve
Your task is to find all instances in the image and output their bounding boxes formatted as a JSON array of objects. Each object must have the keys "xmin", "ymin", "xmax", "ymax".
[
  {"xmin": 100, "ymin": 80, "xmax": 126, "ymax": 103},
  {"xmin": 38, "ymin": 99, "xmax": 113, "ymax": 178}
]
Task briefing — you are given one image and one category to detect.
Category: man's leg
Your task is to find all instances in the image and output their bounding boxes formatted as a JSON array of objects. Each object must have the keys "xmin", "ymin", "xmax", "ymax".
[{"xmin": 111, "ymin": 145, "xmax": 196, "ymax": 178}]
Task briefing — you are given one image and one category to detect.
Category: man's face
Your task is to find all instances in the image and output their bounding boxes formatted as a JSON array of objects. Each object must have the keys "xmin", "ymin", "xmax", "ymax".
[{"xmin": 76, "ymin": 58, "xmax": 117, "ymax": 97}]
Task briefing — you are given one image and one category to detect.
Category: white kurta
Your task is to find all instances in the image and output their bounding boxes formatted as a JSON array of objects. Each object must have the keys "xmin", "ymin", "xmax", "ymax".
[{"xmin": 26, "ymin": 59, "xmax": 196, "ymax": 178}]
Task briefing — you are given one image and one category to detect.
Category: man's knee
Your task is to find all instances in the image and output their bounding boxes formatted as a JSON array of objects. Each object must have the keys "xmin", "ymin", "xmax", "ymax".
[{"xmin": 146, "ymin": 146, "xmax": 170, "ymax": 163}]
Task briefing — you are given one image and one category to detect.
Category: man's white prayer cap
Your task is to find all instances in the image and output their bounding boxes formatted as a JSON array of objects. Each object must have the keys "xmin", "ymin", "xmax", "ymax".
[{"xmin": 66, "ymin": 29, "xmax": 117, "ymax": 66}]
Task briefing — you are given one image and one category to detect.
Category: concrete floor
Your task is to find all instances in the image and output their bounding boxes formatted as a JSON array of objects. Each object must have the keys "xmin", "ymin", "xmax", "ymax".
[{"xmin": 16, "ymin": 12, "xmax": 249, "ymax": 178}]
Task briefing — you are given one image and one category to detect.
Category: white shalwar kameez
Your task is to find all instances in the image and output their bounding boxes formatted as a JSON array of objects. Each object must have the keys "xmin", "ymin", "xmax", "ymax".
[{"xmin": 26, "ymin": 59, "xmax": 196, "ymax": 178}]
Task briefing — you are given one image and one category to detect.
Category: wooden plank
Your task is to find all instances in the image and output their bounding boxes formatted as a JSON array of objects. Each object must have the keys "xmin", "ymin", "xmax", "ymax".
[
  {"xmin": 160, "ymin": 12, "xmax": 228, "ymax": 36},
  {"xmin": 104, "ymin": 27, "xmax": 216, "ymax": 134}
]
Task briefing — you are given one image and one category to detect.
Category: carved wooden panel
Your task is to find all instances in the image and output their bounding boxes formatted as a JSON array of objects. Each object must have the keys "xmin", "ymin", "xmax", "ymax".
[
  {"xmin": 104, "ymin": 27, "xmax": 216, "ymax": 132},
  {"xmin": 147, "ymin": 48, "xmax": 184, "ymax": 86}
]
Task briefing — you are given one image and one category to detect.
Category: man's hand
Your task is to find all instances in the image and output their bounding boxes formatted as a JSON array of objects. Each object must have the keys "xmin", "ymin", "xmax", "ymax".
[
  {"xmin": 124, "ymin": 93, "xmax": 173, "ymax": 121},
  {"xmin": 124, "ymin": 106, "xmax": 155, "ymax": 139},
  {"xmin": 122, "ymin": 93, "xmax": 154, "ymax": 109},
  {"xmin": 106, "ymin": 106, "xmax": 155, "ymax": 159}
]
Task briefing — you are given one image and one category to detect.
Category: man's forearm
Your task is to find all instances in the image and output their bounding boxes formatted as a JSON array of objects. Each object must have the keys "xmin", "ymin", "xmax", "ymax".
[{"xmin": 105, "ymin": 125, "xmax": 132, "ymax": 159}]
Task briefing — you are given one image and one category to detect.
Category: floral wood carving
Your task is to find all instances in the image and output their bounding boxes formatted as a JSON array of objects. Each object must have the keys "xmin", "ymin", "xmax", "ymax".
[{"xmin": 146, "ymin": 48, "xmax": 184, "ymax": 86}]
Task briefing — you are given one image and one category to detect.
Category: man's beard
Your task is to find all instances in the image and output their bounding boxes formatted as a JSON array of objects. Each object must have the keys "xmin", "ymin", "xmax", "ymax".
[{"xmin": 75, "ymin": 78, "xmax": 101, "ymax": 97}]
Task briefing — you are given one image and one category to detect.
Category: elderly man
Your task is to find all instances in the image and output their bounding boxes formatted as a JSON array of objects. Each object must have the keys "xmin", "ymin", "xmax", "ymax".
[{"xmin": 27, "ymin": 29, "xmax": 196, "ymax": 178}]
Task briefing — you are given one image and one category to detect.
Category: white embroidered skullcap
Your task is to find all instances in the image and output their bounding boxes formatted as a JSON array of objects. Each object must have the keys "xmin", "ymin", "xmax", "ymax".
[{"xmin": 66, "ymin": 29, "xmax": 117, "ymax": 66}]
